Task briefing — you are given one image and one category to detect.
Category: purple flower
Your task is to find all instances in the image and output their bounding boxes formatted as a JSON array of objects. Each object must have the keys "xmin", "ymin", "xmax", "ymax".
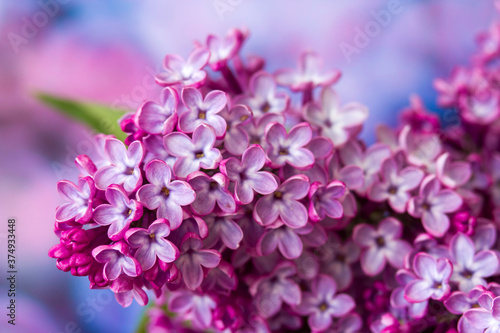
[
  {"xmin": 353, "ymin": 217, "xmax": 412, "ymax": 276},
  {"xmin": 340, "ymin": 142, "xmax": 392, "ymax": 197},
  {"xmin": 94, "ymin": 138, "xmax": 144, "ymax": 193},
  {"xmin": 220, "ymin": 145, "xmax": 278, "ymax": 205},
  {"xmin": 435, "ymin": 152, "xmax": 472, "ymax": 188},
  {"xmin": 464, "ymin": 292, "xmax": 500, "ymax": 332},
  {"xmin": 250, "ymin": 262, "xmax": 301, "ymax": 318},
  {"xmin": 206, "ymin": 29, "xmax": 242, "ymax": 70},
  {"xmin": 164, "ymin": 123, "xmax": 222, "ymax": 178},
  {"xmin": 235, "ymin": 71, "xmax": 289, "ymax": 117},
  {"xmin": 308, "ymin": 181, "xmax": 345, "ymax": 222},
  {"xmin": 408, "ymin": 175, "xmax": 463, "ymax": 237},
  {"xmin": 391, "ymin": 269, "xmax": 428, "ymax": 319},
  {"xmin": 93, "ymin": 184, "xmax": 143, "ymax": 240},
  {"xmin": 203, "ymin": 214, "xmax": 243, "ymax": 250},
  {"xmin": 257, "ymin": 225, "xmax": 304, "ymax": 259},
  {"xmin": 55, "ymin": 177, "xmax": 95, "ymax": 223},
  {"xmin": 168, "ymin": 290, "xmax": 216, "ymax": 329},
  {"xmin": 368, "ymin": 156, "xmax": 424, "ymax": 213},
  {"xmin": 137, "ymin": 160, "xmax": 195, "ymax": 229},
  {"xmin": 178, "ymin": 88, "xmax": 227, "ymax": 138},
  {"xmin": 305, "ymin": 87, "xmax": 368, "ymax": 147},
  {"xmin": 320, "ymin": 236, "xmax": 360, "ymax": 291},
  {"xmin": 448, "ymin": 232, "xmax": 499, "ymax": 292},
  {"xmin": 136, "ymin": 87, "xmax": 179, "ymax": 135},
  {"xmin": 294, "ymin": 274, "xmax": 355, "ymax": 332},
  {"xmin": 219, "ymin": 104, "xmax": 252, "ymax": 156},
  {"xmin": 240, "ymin": 112, "xmax": 284, "ymax": 148},
  {"xmin": 187, "ymin": 172, "xmax": 236, "ymax": 215},
  {"xmin": 275, "ymin": 51, "xmax": 341, "ymax": 91},
  {"xmin": 444, "ymin": 286, "xmax": 486, "ymax": 315},
  {"xmin": 125, "ymin": 219, "xmax": 179, "ymax": 270},
  {"xmin": 404, "ymin": 252, "xmax": 452, "ymax": 303},
  {"xmin": 399, "ymin": 126, "xmax": 442, "ymax": 168},
  {"xmin": 254, "ymin": 174, "xmax": 310, "ymax": 228},
  {"xmin": 265, "ymin": 122, "xmax": 314, "ymax": 169},
  {"xmin": 175, "ymin": 233, "xmax": 221, "ymax": 290},
  {"xmin": 92, "ymin": 242, "xmax": 142, "ymax": 281},
  {"xmin": 156, "ymin": 47, "xmax": 210, "ymax": 88}
]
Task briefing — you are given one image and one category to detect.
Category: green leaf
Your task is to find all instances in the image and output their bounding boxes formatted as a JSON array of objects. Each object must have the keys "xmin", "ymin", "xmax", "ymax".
[{"xmin": 36, "ymin": 93, "xmax": 127, "ymax": 142}]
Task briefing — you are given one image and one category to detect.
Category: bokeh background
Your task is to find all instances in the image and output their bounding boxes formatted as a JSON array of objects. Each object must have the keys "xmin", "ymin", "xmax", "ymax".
[{"xmin": 0, "ymin": 1, "xmax": 496, "ymax": 332}]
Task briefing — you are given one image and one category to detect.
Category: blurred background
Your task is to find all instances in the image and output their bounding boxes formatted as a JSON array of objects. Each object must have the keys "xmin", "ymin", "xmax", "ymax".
[{"xmin": 0, "ymin": 0, "xmax": 496, "ymax": 332}]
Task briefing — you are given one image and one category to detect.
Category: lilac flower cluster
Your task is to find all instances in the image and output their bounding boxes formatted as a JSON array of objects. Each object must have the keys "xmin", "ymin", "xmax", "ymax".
[{"xmin": 50, "ymin": 26, "xmax": 500, "ymax": 332}]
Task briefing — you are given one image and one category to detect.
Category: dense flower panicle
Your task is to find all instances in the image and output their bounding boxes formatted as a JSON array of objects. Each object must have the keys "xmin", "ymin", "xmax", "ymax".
[{"xmin": 50, "ymin": 22, "xmax": 500, "ymax": 333}]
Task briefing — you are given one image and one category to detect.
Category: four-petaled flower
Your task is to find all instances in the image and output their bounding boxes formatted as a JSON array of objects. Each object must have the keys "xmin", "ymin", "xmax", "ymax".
[
  {"xmin": 235, "ymin": 71, "xmax": 289, "ymax": 117},
  {"xmin": 94, "ymin": 138, "xmax": 144, "ymax": 193},
  {"xmin": 294, "ymin": 274, "xmax": 355, "ymax": 332},
  {"xmin": 178, "ymin": 88, "xmax": 227, "ymax": 138},
  {"xmin": 136, "ymin": 87, "xmax": 179, "ymax": 135},
  {"xmin": 404, "ymin": 253, "xmax": 452, "ymax": 303},
  {"xmin": 187, "ymin": 172, "xmax": 236, "ymax": 215},
  {"xmin": 254, "ymin": 175, "xmax": 310, "ymax": 228},
  {"xmin": 93, "ymin": 184, "xmax": 143, "ymax": 240},
  {"xmin": 206, "ymin": 29, "xmax": 243, "ymax": 70},
  {"xmin": 168, "ymin": 291, "xmax": 217, "ymax": 330},
  {"xmin": 464, "ymin": 292, "xmax": 500, "ymax": 332},
  {"xmin": 275, "ymin": 51, "xmax": 341, "ymax": 91},
  {"xmin": 220, "ymin": 145, "xmax": 278, "ymax": 204},
  {"xmin": 308, "ymin": 181, "xmax": 345, "ymax": 222},
  {"xmin": 305, "ymin": 87, "xmax": 368, "ymax": 147},
  {"xmin": 176, "ymin": 233, "xmax": 221, "ymax": 290},
  {"xmin": 353, "ymin": 217, "xmax": 412, "ymax": 276},
  {"xmin": 55, "ymin": 177, "xmax": 95, "ymax": 224},
  {"xmin": 448, "ymin": 232, "xmax": 499, "ymax": 292},
  {"xmin": 218, "ymin": 104, "xmax": 252, "ymax": 156},
  {"xmin": 164, "ymin": 123, "xmax": 222, "ymax": 178},
  {"xmin": 137, "ymin": 160, "xmax": 195, "ymax": 229},
  {"xmin": 265, "ymin": 122, "xmax": 314, "ymax": 169},
  {"xmin": 408, "ymin": 175, "xmax": 463, "ymax": 237},
  {"xmin": 125, "ymin": 219, "xmax": 179, "ymax": 270},
  {"xmin": 92, "ymin": 242, "xmax": 142, "ymax": 281},
  {"xmin": 368, "ymin": 156, "xmax": 424, "ymax": 213},
  {"xmin": 156, "ymin": 47, "xmax": 210, "ymax": 87}
]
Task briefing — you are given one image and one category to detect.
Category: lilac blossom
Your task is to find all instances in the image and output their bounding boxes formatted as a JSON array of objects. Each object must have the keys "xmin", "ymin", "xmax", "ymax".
[
  {"xmin": 294, "ymin": 275, "xmax": 355, "ymax": 332},
  {"xmin": 203, "ymin": 214, "xmax": 243, "ymax": 250},
  {"xmin": 156, "ymin": 47, "xmax": 210, "ymax": 88},
  {"xmin": 274, "ymin": 51, "xmax": 341, "ymax": 91},
  {"xmin": 137, "ymin": 160, "xmax": 195, "ymax": 229},
  {"xmin": 399, "ymin": 126, "xmax": 442, "ymax": 168},
  {"xmin": 445, "ymin": 286, "xmax": 486, "ymax": 333},
  {"xmin": 93, "ymin": 184, "xmax": 143, "ymax": 240},
  {"xmin": 234, "ymin": 71, "xmax": 289, "ymax": 116},
  {"xmin": 125, "ymin": 219, "xmax": 179, "ymax": 270},
  {"xmin": 305, "ymin": 87, "xmax": 368, "ymax": 146},
  {"xmin": 391, "ymin": 269, "xmax": 429, "ymax": 319},
  {"xmin": 94, "ymin": 138, "xmax": 144, "ymax": 193},
  {"xmin": 187, "ymin": 172, "xmax": 235, "ymax": 215},
  {"xmin": 257, "ymin": 224, "xmax": 304, "ymax": 259},
  {"xmin": 55, "ymin": 177, "xmax": 95, "ymax": 223},
  {"xmin": 206, "ymin": 29, "xmax": 242, "ymax": 70},
  {"xmin": 448, "ymin": 232, "xmax": 498, "ymax": 292},
  {"xmin": 265, "ymin": 122, "xmax": 314, "ymax": 169},
  {"xmin": 168, "ymin": 290, "xmax": 217, "ymax": 330},
  {"xmin": 254, "ymin": 175, "xmax": 310, "ymax": 228},
  {"xmin": 464, "ymin": 292, "xmax": 500, "ymax": 332},
  {"xmin": 308, "ymin": 181, "xmax": 345, "ymax": 222},
  {"xmin": 320, "ymin": 236, "xmax": 360, "ymax": 291},
  {"xmin": 368, "ymin": 156, "xmax": 424, "ymax": 213},
  {"xmin": 404, "ymin": 253, "xmax": 452, "ymax": 302},
  {"xmin": 240, "ymin": 112, "xmax": 284, "ymax": 148},
  {"xmin": 408, "ymin": 175, "xmax": 463, "ymax": 237},
  {"xmin": 164, "ymin": 123, "xmax": 222, "ymax": 178},
  {"xmin": 339, "ymin": 141, "xmax": 391, "ymax": 195},
  {"xmin": 250, "ymin": 262, "xmax": 301, "ymax": 318},
  {"xmin": 136, "ymin": 87, "xmax": 179, "ymax": 135},
  {"xmin": 178, "ymin": 88, "xmax": 227, "ymax": 138},
  {"xmin": 175, "ymin": 233, "xmax": 221, "ymax": 290},
  {"xmin": 353, "ymin": 217, "xmax": 412, "ymax": 276},
  {"xmin": 92, "ymin": 242, "xmax": 142, "ymax": 281},
  {"xmin": 218, "ymin": 104, "xmax": 252, "ymax": 156},
  {"xmin": 220, "ymin": 145, "xmax": 278, "ymax": 204},
  {"xmin": 435, "ymin": 152, "xmax": 472, "ymax": 188}
]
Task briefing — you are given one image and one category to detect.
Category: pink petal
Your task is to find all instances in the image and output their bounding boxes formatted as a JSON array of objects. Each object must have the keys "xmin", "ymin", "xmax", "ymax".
[
  {"xmin": 254, "ymin": 195, "xmax": 280, "ymax": 226},
  {"xmin": 277, "ymin": 228, "xmax": 303, "ymax": 259},
  {"xmin": 422, "ymin": 211, "xmax": 450, "ymax": 237},
  {"xmin": 186, "ymin": 48, "xmax": 210, "ymax": 71},
  {"xmin": 360, "ymin": 246, "xmax": 386, "ymax": 276},
  {"xmin": 405, "ymin": 280, "xmax": 433, "ymax": 303},
  {"xmin": 288, "ymin": 123, "xmax": 312, "ymax": 148},
  {"xmin": 353, "ymin": 224, "xmax": 376, "ymax": 247},
  {"xmin": 280, "ymin": 200, "xmax": 308, "ymax": 229},
  {"xmin": 450, "ymin": 233, "xmax": 475, "ymax": 267},
  {"xmin": 432, "ymin": 189, "xmax": 463, "ymax": 213},
  {"xmin": 204, "ymin": 90, "xmax": 227, "ymax": 114},
  {"xmin": 164, "ymin": 132, "xmax": 194, "ymax": 157}
]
